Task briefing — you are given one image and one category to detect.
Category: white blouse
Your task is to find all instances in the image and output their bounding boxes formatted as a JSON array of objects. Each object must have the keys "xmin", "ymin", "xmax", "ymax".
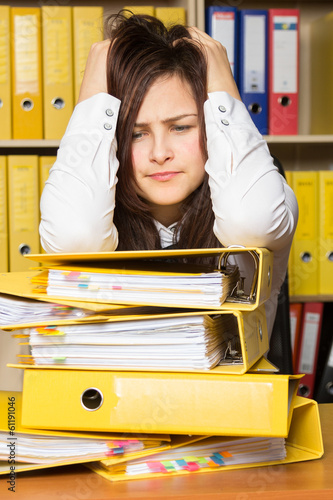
[{"xmin": 40, "ymin": 91, "xmax": 298, "ymax": 338}]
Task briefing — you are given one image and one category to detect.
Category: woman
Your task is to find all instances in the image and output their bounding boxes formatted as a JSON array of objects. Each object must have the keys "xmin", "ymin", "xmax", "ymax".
[{"xmin": 39, "ymin": 13, "xmax": 298, "ymax": 337}]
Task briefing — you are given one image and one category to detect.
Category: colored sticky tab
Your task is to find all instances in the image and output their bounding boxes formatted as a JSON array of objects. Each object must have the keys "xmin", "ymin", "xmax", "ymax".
[
  {"xmin": 36, "ymin": 326, "xmax": 65, "ymax": 336},
  {"xmin": 175, "ymin": 459, "xmax": 187, "ymax": 468},
  {"xmin": 146, "ymin": 461, "xmax": 167, "ymax": 473},
  {"xmin": 52, "ymin": 356, "xmax": 66, "ymax": 362},
  {"xmin": 198, "ymin": 457, "xmax": 208, "ymax": 465},
  {"xmin": 63, "ymin": 271, "xmax": 81, "ymax": 280},
  {"xmin": 207, "ymin": 458, "xmax": 220, "ymax": 468},
  {"xmin": 184, "ymin": 455, "xmax": 199, "ymax": 462},
  {"xmin": 221, "ymin": 450, "xmax": 233, "ymax": 458},
  {"xmin": 161, "ymin": 460, "xmax": 175, "ymax": 470},
  {"xmin": 212, "ymin": 452, "xmax": 224, "ymax": 465},
  {"xmin": 184, "ymin": 462, "xmax": 200, "ymax": 472}
]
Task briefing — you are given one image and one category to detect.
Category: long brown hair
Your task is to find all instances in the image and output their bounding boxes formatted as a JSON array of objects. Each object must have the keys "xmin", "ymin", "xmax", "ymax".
[{"xmin": 104, "ymin": 12, "xmax": 220, "ymax": 251}]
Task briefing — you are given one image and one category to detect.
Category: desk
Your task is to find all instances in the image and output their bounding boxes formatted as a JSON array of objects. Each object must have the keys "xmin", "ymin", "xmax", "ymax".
[{"xmin": 1, "ymin": 404, "xmax": 332, "ymax": 500}]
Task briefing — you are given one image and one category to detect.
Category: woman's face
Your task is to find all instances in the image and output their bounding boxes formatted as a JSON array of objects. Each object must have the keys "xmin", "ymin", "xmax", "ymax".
[{"xmin": 131, "ymin": 74, "xmax": 206, "ymax": 227}]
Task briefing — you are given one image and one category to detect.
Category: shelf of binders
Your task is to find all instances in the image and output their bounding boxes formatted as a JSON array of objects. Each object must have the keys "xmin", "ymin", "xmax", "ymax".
[
  {"xmin": 2, "ymin": 135, "xmax": 333, "ymax": 150},
  {"xmin": 290, "ymin": 295, "xmax": 333, "ymax": 303}
]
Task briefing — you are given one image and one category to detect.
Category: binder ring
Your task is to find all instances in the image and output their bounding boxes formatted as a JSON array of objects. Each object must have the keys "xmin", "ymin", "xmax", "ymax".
[
  {"xmin": 51, "ymin": 97, "xmax": 65, "ymax": 110},
  {"xmin": 20, "ymin": 98, "xmax": 34, "ymax": 111},
  {"xmin": 81, "ymin": 388, "xmax": 104, "ymax": 411},
  {"xmin": 218, "ymin": 250, "xmax": 259, "ymax": 301}
]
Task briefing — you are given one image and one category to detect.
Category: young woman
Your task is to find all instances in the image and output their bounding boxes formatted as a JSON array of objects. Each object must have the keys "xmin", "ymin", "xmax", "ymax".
[{"xmin": 39, "ymin": 13, "xmax": 298, "ymax": 337}]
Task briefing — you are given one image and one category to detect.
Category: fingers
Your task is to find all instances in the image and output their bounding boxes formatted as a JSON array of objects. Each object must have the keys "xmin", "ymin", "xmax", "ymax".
[
  {"xmin": 187, "ymin": 27, "xmax": 241, "ymax": 99},
  {"xmin": 77, "ymin": 39, "xmax": 111, "ymax": 104}
]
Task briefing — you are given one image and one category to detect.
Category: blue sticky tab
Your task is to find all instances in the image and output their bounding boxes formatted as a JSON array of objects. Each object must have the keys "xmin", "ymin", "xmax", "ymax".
[
  {"xmin": 211, "ymin": 453, "xmax": 224, "ymax": 465},
  {"xmin": 176, "ymin": 459, "xmax": 187, "ymax": 467}
]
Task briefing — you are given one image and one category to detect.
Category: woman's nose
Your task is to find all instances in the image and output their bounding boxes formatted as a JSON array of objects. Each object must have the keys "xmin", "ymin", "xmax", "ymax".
[{"xmin": 149, "ymin": 135, "xmax": 174, "ymax": 165}]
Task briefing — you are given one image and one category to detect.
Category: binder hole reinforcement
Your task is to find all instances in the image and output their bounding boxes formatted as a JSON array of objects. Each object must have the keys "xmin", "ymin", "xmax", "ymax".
[
  {"xmin": 279, "ymin": 96, "xmax": 291, "ymax": 107},
  {"xmin": 81, "ymin": 388, "xmax": 103, "ymax": 411},
  {"xmin": 52, "ymin": 97, "xmax": 65, "ymax": 110},
  {"xmin": 301, "ymin": 251, "xmax": 312, "ymax": 263},
  {"xmin": 325, "ymin": 382, "xmax": 333, "ymax": 396},
  {"xmin": 18, "ymin": 244, "xmax": 31, "ymax": 256},
  {"xmin": 298, "ymin": 384, "xmax": 310, "ymax": 398},
  {"xmin": 248, "ymin": 103, "xmax": 262, "ymax": 114},
  {"xmin": 21, "ymin": 98, "xmax": 34, "ymax": 111}
]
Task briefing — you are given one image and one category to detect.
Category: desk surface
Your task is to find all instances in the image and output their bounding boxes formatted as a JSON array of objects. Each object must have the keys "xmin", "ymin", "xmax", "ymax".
[{"xmin": 1, "ymin": 404, "xmax": 332, "ymax": 500}]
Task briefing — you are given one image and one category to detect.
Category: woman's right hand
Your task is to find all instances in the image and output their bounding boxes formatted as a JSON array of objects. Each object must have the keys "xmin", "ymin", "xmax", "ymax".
[{"xmin": 77, "ymin": 39, "xmax": 111, "ymax": 103}]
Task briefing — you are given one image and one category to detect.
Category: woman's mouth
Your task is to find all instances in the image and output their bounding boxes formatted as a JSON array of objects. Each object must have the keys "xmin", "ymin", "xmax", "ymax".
[{"xmin": 149, "ymin": 171, "xmax": 180, "ymax": 181}]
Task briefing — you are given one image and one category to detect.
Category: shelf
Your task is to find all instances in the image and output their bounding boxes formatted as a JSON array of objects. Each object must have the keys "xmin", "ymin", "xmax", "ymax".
[
  {"xmin": 0, "ymin": 140, "xmax": 60, "ymax": 148},
  {"xmin": 2, "ymin": 135, "xmax": 333, "ymax": 149},
  {"xmin": 290, "ymin": 295, "xmax": 333, "ymax": 303},
  {"xmin": 264, "ymin": 135, "xmax": 333, "ymax": 144}
]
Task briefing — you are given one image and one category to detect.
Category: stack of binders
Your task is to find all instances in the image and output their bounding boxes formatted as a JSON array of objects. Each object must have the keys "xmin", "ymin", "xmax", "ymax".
[{"xmin": 0, "ymin": 247, "xmax": 323, "ymax": 480}]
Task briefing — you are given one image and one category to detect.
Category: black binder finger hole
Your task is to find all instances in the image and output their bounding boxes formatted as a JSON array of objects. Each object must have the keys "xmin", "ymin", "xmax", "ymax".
[
  {"xmin": 21, "ymin": 98, "xmax": 34, "ymax": 111},
  {"xmin": 326, "ymin": 382, "xmax": 333, "ymax": 396},
  {"xmin": 52, "ymin": 97, "xmax": 65, "ymax": 110},
  {"xmin": 301, "ymin": 252, "xmax": 312, "ymax": 263},
  {"xmin": 298, "ymin": 384, "xmax": 310, "ymax": 397},
  {"xmin": 0, "ymin": 99, "xmax": 3, "ymax": 109},
  {"xmin": 81, "ymin": 388, "xmax": 103, "ymax": 411},
  {"xmin": 248, "ymin": 103, "xmax": 262, "ymax": 114},
  {"xmin": 279, "ymin": 96, "xmax": 291, "ymax": 107},
  {"xmin": 19, "ymin": 244, "xmax": 31, "ymax": 256},
  {"xmin": 327, "ymin": 251, "xmax": 333, "ymax": 262}
]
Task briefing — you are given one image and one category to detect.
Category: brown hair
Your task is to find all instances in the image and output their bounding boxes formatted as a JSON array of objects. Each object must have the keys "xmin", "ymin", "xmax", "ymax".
[{"xmin": 104, "ymin": 12, "xmax": 220, "ymax": 251}]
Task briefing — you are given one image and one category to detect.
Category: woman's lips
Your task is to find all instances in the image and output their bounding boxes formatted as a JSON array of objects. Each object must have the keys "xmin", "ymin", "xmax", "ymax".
[{"xmin": 148, "ymin": 171, "xmax": 181, "ymax": 181}]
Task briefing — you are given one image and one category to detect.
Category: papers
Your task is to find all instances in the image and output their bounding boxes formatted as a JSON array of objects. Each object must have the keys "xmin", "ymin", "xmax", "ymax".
[
  {"xmin": 33, "ymin": 264, "xmax": 240, "ymax": 308},
  {"xmin": 0, "ymin": 293, "xmax": 93, "ymax": 327},
  {"xmin": 0, "ymin": 433, "xmax": 144, "ymax": 465},
  {"xmin": 91, "ymin": 435, "xmax": 286, "ymax": 479},
  {"xmin": 18, "ymin": 313, "xmax": 241, "ymax": 369}
]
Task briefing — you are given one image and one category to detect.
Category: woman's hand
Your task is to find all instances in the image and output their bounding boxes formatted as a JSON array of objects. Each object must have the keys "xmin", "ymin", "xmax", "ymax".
[
  {"xmin": 77, "ymin": 39, "xmax": 111, "ymax": 103},
  {"xmin": 188, "ymin": 27, "xmax": 241, "ymax": 100}
]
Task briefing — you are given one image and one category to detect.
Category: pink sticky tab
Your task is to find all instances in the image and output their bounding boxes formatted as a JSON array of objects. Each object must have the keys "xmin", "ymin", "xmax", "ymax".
[
  {"xmin": 65, "ymin": 271, "xmax": 81, "ymax": 281},
  {"xmin": 112, "ymin": 285, "xmax": 122, "ymax": 290},
  {"xmin": 147, "ymin": 461, "xmax": 167, "ymax": 473},
  {"xmin": 184, "ymin": 462, "xmax": 200, "ymax": 472}
]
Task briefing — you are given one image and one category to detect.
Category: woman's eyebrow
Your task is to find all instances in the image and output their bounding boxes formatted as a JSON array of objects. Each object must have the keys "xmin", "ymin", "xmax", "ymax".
[{"xmin": 134, "ymin": 113, "xmax": 198, "ymax": 128}]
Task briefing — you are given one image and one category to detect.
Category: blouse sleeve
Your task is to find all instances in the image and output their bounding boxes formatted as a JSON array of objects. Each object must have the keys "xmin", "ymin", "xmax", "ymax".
[
  {"xmin": 204, "ymin": 92, "xmax": 298, "ymax": 252},
  {"xmin": 39, "ymin": 93, "xmax": 121, "ymax": 253}
]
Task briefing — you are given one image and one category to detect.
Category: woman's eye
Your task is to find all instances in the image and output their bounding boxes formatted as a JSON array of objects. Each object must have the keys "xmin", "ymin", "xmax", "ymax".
[
  {"xmin": 173, "ymin": 125, "xmax": 191, "ymax": 132},
  {"xmin": 132, "ymin": 131, "xmax": 144, "ymax": 140}
]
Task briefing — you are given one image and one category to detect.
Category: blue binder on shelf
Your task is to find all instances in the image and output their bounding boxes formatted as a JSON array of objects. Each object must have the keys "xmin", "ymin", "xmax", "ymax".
[
  {"xmin": 238, "ymin": 9, "xmax": 268, "ymax": 135},
  {"xmin": 205, "ymin": 6, "xmax": 238, "ymax": 84}
]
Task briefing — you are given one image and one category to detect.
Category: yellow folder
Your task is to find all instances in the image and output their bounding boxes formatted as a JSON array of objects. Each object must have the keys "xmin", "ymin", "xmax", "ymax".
[
  {"xmin": 72, "ymin": 7, "xmax": 104, "ymax": 103},
  {"xmin": 25, "ymin": 247, "xmax": 273, "ymax": 311},
  {"xmin": 88, "ymin": 396, "xmax": 323, "ymax": 481},
  {"xmin": 7, "ymin": 156, "xmax": 40, "ymax": 272},
  {"xmin": 11, "ymin": 306, "xmax": 269, "ymax": 375},
  {"xmin": 0, "ymin": 391, "xmax": 171, "ymax": 475},
  {"xmin": 291, "ymin": 171, "xmax": 319, "ymax": 296},
  {"xmin": 318, "ymin": 170, "xmax": 333, "ymax": 294},
  {"xmin": 155, "ymin": 7, "xmax": 186, "ymax": 27},
  {"xmin": 0, "ymin": 156, "xmax": 8, "ymax": 272},
  {"xmin": 284, "ymin": 170, "xmax": 294, "ymax": 296},
  {"xmin": 10, "ymin": 8, "xmax": 43, "ymax": 139},
  {"xmin": 0, "ymin": 270, "xmax": 132, "ymax": 315},
  {"xmin": 0, "ymin": 6, "xmax": 11, "ymax": 139},
  {"xmin": 14, "ymin": 364, "xmax": 301, "ymax": 436},
  {"xmin": 123, "ymin": 6, "xmax": 155, "ymax": 16},
  {"xmin": 42, "ymin": 6, "xmax": 74, "ymax": 140},
  {"xmin": 311, "ymin": 12, "xmax": 333, "ymax": 134},
  {"xmin": 39, "ymin": 156, "xmax": 56, "ymax": 252}
]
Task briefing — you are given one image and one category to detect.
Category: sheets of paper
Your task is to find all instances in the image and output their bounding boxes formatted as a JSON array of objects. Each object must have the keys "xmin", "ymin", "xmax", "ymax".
[
  {"xmin": 17, "ymin": 313, "xmax": 239, "ymax": 370},
  {"xmin": 34, "ymin": 264, "xmax": 240, "ymax": 309}
]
